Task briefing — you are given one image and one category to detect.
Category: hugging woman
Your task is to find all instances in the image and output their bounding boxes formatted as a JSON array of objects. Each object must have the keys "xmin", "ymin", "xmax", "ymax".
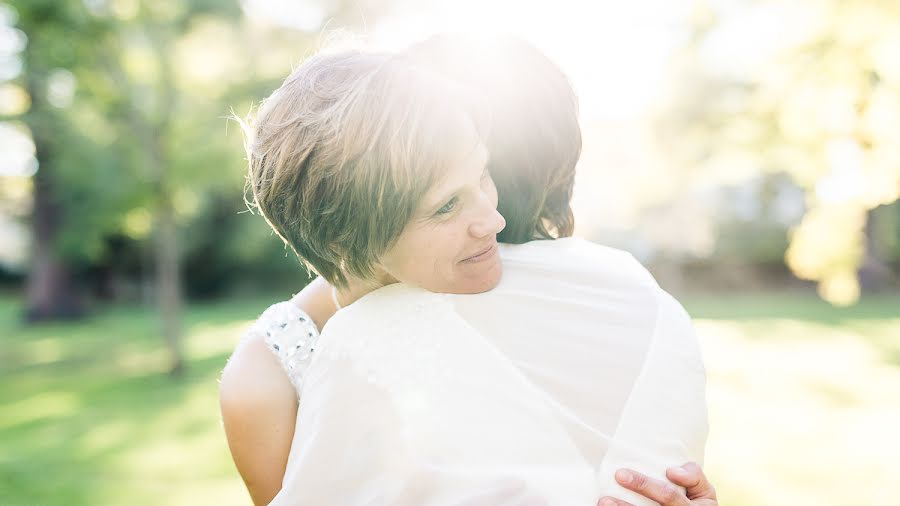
[{"xmin": 221, "ymin": 35, "xmax": 715, "ymax": 506}]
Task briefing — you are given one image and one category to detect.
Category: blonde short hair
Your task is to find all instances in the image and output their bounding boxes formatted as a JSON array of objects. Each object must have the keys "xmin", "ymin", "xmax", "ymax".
[{"xmin": 243, "ymin": 49, "xmax": 489, "ymax": 287}]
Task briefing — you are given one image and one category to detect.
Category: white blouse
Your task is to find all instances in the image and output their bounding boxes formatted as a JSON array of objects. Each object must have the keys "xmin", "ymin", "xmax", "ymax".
[{"xmin": 259, "ymin": 237, "xmax": 708, "ymax": 505}]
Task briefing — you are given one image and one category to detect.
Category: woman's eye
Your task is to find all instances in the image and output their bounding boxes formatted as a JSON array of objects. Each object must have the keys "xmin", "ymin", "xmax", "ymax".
[{"xmin": 435, "ymin": 198, "xmax": 458, "ymax": 216}]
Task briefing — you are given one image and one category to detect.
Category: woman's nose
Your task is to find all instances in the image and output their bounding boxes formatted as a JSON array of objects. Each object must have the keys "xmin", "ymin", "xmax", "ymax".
[{"xmin": 469, "ymin": 203, "xmax": 506, "ymax": 239}]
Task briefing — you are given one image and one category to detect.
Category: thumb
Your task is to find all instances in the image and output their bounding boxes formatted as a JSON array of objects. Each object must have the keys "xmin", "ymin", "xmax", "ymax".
[
  {"xmin": 666, "ymin": 462, "xmax": 700, "ymax": 488},
  {"xmin": 666, "ymin": 462, "xmax": 716, "ymax": 501}
]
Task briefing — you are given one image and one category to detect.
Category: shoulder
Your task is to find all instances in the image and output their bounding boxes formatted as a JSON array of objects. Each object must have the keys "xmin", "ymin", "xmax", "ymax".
[
  {"xmin": 219, "ymin": 311, "xmax": 300, "ymax": 506},
  {"xmin": 240, "ymin": 298, "xmax": 321, "ymax": 393},
  {"xmin": 220, "ymin": 300, "xmax": 310, "ymax": 413},
  {"xmin": 323, "ymin": 283, "xmax": 448, "ymax": 338},
  {"xmin": 653, "ymin": 288, "xmax": 692, "ymax": 323},
  {"xmin": 220, "ymin": 328, "xmax": 297, "ymax": 416},
  {"xmin": 499, "ymin": 237, "xmax": 659, "ymax": 291},
  {"xmin": 650, "ymin": 287, "xmax": 698, "ymax": 343}
]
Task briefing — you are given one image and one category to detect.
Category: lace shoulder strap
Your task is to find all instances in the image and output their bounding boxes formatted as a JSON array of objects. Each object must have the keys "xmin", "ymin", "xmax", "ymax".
[{"xmin": 246, "ymin": 299, "xmax": 320, "ymax": 395}]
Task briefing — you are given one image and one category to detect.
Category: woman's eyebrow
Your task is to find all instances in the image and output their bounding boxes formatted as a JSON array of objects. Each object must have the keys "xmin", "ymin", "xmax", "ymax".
[
  {"xmin": 422, "ymin": 145, "xmax": 489, "ymax": 215},
  {"xmin": 424, "ymin": 186, "xmax": 461, "ymax": 216}
]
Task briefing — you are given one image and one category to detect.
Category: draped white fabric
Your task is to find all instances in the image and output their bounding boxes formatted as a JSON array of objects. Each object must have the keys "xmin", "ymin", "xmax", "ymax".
[{"xmin": 268, "ymin": 238, "xmax": 708, "ymax": 505}]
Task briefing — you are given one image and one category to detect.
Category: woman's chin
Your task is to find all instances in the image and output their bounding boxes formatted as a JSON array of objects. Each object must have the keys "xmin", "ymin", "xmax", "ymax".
[
  {"xmin": 414, "ymin": 258, "xmax": 504, "ymax": 295},
  {"xmin": 453, "ymin": 261, "xmax": 503, "ymax": 294}
]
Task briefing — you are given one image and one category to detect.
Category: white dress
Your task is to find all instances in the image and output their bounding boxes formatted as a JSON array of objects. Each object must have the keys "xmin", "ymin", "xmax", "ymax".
[{"xmin": 252, "ymin": 238, "xmax": 708, "ymax": 505}]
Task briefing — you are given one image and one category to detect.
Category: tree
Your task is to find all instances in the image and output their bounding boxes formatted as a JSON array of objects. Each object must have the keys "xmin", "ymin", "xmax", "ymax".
[
  {"xmin": 5, "ymin": 0, "xmax": 369, "ymax": 374},
  {"xmin": 11, "ymin": 0, "xmax": 113, "ymax": 321},
  {"xmin": 656, "ymin": 0, "xmax": 900, "ymax": 305}
]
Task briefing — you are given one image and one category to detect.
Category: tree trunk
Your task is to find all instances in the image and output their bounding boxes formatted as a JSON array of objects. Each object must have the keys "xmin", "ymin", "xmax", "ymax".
[
  {"xmin": 146, "ymin": 126, "xmax": 184, "ymax": 376},
  {"xmin": 154, "ymin": 185, "xmax": 185, "ymax": 376},
  {"xmin": 149, "ymin": 36, "xmax": 185, "ymax": 377},
  {"xmin": 24, "ymin": 157, "xmax": 85, "ymax": 321},
  {"xmin": 858, "ymin": 205, "xmax": 898, "ymax": 292},
  {"xmin": 22, "ymin": 30, "xmax": 84, "ymax": 323},
  {"xmin": 101, "ymin": 30, "xmax": 185, "ymax": 376}
]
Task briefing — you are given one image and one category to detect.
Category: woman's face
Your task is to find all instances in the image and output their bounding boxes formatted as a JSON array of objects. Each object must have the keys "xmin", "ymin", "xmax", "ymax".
[{"xmin": 379, "ymin": 129, "xmax": 506, "ymax": 294}]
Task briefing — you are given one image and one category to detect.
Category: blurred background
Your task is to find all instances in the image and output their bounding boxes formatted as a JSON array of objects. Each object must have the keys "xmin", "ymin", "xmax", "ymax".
[{"xmin": 1, "ymin": 0, "xmax": 897, "ymax": 504}]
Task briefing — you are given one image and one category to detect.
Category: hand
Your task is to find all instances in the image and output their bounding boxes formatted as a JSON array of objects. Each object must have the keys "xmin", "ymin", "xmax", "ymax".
[{"xmin": 596, "ymin": 462, "xmax": 717, "ymax": 506}]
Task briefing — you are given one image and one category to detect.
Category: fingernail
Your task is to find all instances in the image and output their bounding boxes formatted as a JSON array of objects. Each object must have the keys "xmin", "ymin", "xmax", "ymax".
[
  {"xmin": 615, "ymin": 469, "xmax": 633, "ymax": 485},
  {"xmin": 599, "ymin": 499, "xmax": 616, "ymax": 506}
]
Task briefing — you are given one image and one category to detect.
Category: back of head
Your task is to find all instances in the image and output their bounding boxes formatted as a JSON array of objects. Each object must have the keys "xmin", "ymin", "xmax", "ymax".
[
  {"xmin": 243, "ymin": 48, "xmax": 489, "ymax": 287},
  {"xmin": 405, "ymin": 35, "xmax": 582, "ymax": 243}
]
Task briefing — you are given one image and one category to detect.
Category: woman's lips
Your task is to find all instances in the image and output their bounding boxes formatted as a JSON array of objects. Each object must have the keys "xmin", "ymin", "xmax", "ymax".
[{"xmin": 460, "ymin": 243, "xmax": 497, "ymax": 264}]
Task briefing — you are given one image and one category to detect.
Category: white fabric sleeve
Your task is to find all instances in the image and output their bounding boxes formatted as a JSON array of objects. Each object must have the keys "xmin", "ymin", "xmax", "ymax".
[{"xmin": 596, "ymin": 287, "xmax": 709, "ymax": 505}]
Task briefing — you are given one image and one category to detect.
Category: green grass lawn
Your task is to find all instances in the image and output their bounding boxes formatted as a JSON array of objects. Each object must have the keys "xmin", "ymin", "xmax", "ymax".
[
  {"xmin": 683, "ymin": 293, "xmax": 900, "ymax": 506},
  {"xmin": 0, "ymin": 296, "xmax": 274, "ymax": 506},
  {"xmin": 2, "ymin": 292, "xmax": 898, "ymax": 505}
]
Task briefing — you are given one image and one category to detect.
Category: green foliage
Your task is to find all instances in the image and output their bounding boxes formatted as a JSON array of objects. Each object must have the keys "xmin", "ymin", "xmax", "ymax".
[
  {"xmin": 2, "ymin": 0, "xmax": 323, "ymax": 292},
  {"xmin": 659, "ymin": 0, "xmax": 900, "ymax": 304}
]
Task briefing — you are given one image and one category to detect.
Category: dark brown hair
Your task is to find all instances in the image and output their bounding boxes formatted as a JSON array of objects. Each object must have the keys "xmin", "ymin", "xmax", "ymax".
[{"xmin": 405, "ymin": 35, "xmax": 582, "ymax": 243}]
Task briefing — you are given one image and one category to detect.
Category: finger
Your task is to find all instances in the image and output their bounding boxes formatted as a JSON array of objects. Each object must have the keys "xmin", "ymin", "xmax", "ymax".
[
  {"xmin": 666, "ymin": 462, "xmax": 701, "ymax": 487},
  {"xmin": 596, "ymin": 497, "xmax": 634, "ymax": 506},
  {"xmin": 666, "ymin": 462, "xmax": 717, "ymax": 501},
  {"xmin": 615, "ymin": 469, "xmax": 691, "ymax": 506}
]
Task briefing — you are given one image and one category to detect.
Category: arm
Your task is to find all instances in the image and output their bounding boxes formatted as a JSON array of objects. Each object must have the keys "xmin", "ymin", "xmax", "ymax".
[
  {"xmin": 220, "ymin": 332, "xmax": 298, "ymax": 505},
  {"xmin": 218, "ymin": 276, "xmax": 369, "ymax": 504}
]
